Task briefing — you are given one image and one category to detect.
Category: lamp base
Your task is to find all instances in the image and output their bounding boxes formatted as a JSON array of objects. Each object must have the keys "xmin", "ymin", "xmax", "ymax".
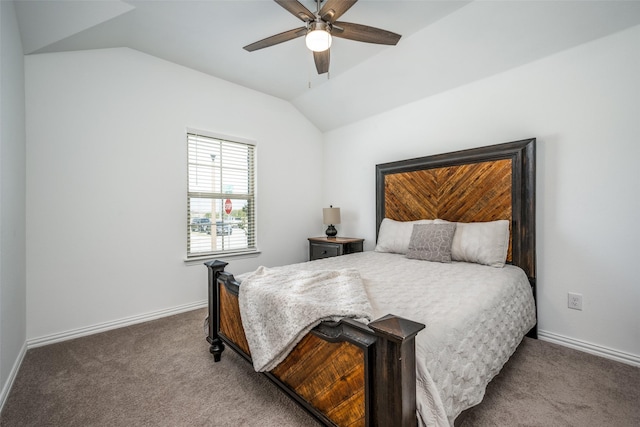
[{"xmin": 325, "ymin": 224, "xmax": 337, "ymax": 237}]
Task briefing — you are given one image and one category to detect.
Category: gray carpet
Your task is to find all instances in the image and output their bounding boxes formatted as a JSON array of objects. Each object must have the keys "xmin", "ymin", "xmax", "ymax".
[
  {"xmin": 459, "ymin": 337, "xmax": 639, "ymax": 427},
  {"xmin": 1, "ymin": 308, "xmax": 638, "ymax": 426}
]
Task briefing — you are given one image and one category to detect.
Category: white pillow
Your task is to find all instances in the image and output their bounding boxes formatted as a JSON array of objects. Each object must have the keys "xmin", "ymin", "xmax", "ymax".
[
  {"xmin": 435, "ymin": 219, "xmax": 510, "ymax": 267},
  {"xmin": 375, "ymin": 218, "xmax": 435, "ymax": 254}
]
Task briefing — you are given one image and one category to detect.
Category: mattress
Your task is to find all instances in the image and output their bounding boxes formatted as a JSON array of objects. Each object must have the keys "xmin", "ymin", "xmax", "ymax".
[{"xmin": 238, "ymin": 251, "xmax": 536, "ymax": 426}]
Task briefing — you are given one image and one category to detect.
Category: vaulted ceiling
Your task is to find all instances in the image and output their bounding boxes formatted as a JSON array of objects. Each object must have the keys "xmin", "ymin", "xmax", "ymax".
[{"xmin": 13, "ymin": 0, "xmax": 640, "ymax": 131}]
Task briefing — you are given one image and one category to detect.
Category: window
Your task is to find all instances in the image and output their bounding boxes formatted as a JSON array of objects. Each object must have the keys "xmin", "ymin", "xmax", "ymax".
[{"xmin": 187, "ymin": 131, "xmax": 256, "ymax": 258}]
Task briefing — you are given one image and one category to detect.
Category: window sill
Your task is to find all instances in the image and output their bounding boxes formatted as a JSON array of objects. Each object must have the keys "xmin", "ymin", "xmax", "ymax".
[{"xmin": 183, "ymin": 249, "xmax": 261, "ymax": 266}]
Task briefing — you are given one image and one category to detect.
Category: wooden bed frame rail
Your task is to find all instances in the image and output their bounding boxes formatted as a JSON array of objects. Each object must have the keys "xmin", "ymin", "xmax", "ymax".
[{"xmin": 205, "ymin": 260, "xmax": 425, "ymax": 427}]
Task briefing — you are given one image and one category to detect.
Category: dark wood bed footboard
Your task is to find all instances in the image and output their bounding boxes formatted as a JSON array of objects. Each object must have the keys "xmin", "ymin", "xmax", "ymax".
[{"xmin": 205, "ymin": 260, "xmax": 425, "ymax": 427}]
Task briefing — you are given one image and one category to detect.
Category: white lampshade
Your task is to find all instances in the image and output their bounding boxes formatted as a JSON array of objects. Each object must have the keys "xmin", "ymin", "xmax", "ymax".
[
  {"xmin": 323, "ymin": 206, "xmax": 341, "ymax": 225},
  {"xmin": 305, "ymin": 28, "xmax": 332, "ymax": 52}
]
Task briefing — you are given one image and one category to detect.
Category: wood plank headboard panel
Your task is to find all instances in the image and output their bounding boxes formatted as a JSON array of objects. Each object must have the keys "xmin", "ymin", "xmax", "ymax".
[{"xmin": 376, "ymin": 139, "xmax": 536, "ymax": 281}]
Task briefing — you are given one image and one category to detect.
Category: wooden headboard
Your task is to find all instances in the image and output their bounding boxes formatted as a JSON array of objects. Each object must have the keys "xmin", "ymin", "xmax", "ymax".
[{"xmin": 375, "ymin": 138, "xmax": 536, "ymax": 282}]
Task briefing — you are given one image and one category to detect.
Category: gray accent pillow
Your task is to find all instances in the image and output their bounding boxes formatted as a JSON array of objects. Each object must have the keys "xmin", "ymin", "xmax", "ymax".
[{"xmin": 406, "ymin": 223, "xmax": 457, "ymax": 263}]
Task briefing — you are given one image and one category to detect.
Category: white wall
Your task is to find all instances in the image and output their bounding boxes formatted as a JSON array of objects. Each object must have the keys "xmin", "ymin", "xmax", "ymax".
[
  {"xmin": 25, "ymin": 48, "xmax": 323, "ymax": 341},
  {"xmin": 14, "ymin": 3, "xmax": 640, "ymax": 370},
  {"xmin": 323, "ymin": 25, "xmax": 640, "ymax": 363},
  {"xmin": 0, "ymin": 0, "xmax": 27, "ymax": 405}
]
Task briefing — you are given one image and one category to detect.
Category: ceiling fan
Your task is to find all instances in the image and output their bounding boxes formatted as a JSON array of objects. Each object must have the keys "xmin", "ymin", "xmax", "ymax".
[{"xmin": 243, "ymin": 0, "xmax": 401, "ymax": 75}]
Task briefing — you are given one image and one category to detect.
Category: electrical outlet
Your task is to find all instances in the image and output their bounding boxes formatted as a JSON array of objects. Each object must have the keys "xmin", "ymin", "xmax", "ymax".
[{"xmin": 568, "ymin": 293, "xmax": 583, "ymax": 310}]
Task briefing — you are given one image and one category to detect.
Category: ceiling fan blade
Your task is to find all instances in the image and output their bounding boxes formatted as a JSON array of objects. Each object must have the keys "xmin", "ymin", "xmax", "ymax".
[
  {"xmin": 274, "ymin": 0, "xmax": 314, "ymax": 22},
  {"xmin": 333, "ymin": 21, "xmax": 401, "ymax": 45},
  {"xmin": 319, "ymin": 0, "xmax": 358, "ymax": 24},
  {"xmin": 313, "ymin": 49, "xmax": 330, "ymax": 74},
  {"xmin": 243, "ymin": 27, "xmax": 307, "ymax": 52}
]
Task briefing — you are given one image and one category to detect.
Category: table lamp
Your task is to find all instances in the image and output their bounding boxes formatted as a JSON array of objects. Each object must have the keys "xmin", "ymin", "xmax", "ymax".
[{"xmin": 322, "ymin": 205, "xmax": 341, "ymax": 237}]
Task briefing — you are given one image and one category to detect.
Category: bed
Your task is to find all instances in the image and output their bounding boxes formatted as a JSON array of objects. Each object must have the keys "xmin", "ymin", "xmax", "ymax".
[{"xmin": 204, "ymin": 138, "xmax": 537, "ymax": 426}]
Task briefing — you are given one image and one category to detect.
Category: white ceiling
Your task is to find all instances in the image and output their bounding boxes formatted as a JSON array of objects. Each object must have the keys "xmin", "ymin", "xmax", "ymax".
[{"xmin": 13, "ymin": 0, "xmax": 640, "ymax": 131}]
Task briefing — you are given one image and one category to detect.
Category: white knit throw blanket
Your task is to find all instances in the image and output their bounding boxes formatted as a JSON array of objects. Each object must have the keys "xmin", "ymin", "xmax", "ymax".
[{"xmin": 238, "ymin": 266, "xmax": 374, "ymax": 372}]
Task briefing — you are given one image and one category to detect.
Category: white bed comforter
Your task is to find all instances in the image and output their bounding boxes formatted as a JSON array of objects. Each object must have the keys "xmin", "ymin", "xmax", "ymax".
[{"xmin": 237, "ymin": 251, "xmax": 536, "ymax": 427}]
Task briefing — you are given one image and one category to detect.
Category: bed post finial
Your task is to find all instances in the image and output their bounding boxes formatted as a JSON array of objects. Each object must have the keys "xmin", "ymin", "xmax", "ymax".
[{"xmin": 369, "ymin": 314, "xmax": 425, "ymax": 426}]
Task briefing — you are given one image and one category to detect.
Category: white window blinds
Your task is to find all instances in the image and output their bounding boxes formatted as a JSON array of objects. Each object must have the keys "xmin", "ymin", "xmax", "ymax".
[{"xmin": 187, "ymin": 132, "xmax": 256, "ymax": 257}]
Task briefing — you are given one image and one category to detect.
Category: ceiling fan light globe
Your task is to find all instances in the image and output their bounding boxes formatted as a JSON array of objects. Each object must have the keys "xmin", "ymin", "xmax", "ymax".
[{"xmin": 305, "ymin": 29, "xmax": 332, "ymax": 52}]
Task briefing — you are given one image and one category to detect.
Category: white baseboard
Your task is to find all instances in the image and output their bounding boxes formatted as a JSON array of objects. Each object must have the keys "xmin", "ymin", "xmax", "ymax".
[
  {"xmin": 27, "ymin": 300, "xmax": 208, "ymax": 349},
  {"xmin": 0, "ymin": 341, "xmax": 27, "ymax": 413},
  {"xmin": 538, "ymin": 329, "xmax": 640, "ymax": 367}
]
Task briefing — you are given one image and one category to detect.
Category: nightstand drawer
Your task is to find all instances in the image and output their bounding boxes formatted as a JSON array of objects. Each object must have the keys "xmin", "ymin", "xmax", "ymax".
[
  {"xmin": 308, "ymin": 237, "xmax": 364, "ymax": 261},
  {"xmin": 310, "ymin": 242, "xmax": 341, "ymax": 260}
]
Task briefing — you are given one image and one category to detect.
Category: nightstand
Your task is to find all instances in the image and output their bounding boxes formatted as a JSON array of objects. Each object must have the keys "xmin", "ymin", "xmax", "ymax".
[{"xmin": 308, "ymin": 237, "xmax": 364, "ymax": 261}]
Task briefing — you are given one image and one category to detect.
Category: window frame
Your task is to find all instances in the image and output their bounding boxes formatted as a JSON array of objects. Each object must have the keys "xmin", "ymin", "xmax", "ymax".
[{"xmin": 185, "ymin": 128, "xmax": 257, "ymax": 261}]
